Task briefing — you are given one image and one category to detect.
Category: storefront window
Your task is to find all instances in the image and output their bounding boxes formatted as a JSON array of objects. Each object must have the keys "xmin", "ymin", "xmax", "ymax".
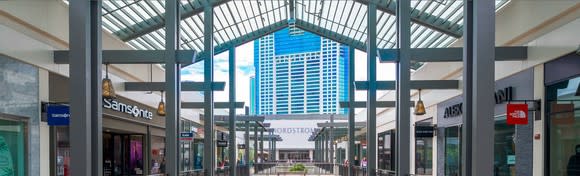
[
  {"xmin": 378, "ymin": 130, "xmax": 395, "ymax": 171},
  {"xmin": 547, "ymin": 76, "xmax": 580, "ymax": 176},
  {"xmin": 445, "ymin": 126, "xmax": 461, "ymax": 176},
  {"xmin": 0, "ymin": 117, "xmax": 27, "ymax": 176},
  {"xmin": 416, "ymin": 137, "xmax": 433, "ymax": 175},
  {"xmin": 494, "ymin": 117, "xmax": 516, "ymax": 176},
  {"xmin": 103, "ymin": 133, "xmax": 144, "ymax": 175},
  {"xmin": 150, "ymin": 136, "xmax": 165, "ymax": 174},
  {"xmin": 55, "ymin": 127, "xmax": 69, "ymax": 176}
]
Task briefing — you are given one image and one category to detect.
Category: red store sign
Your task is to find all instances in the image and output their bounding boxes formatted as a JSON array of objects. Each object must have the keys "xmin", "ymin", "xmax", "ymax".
[{"xmin": 507, "ymin": 104, "xmax": 528, "ymax": 125}]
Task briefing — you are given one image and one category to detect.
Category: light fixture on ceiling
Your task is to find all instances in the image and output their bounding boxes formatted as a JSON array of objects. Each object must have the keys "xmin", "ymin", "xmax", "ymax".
[
  {"xmin": 157, "ymin": 91, "xmax": 166, "ymax": 116},
  {"xmin": 414, "ymin": 89, "xmax": 426, "ymax": 116},
  {"xmin": 102, "ymin": 64, "xmax": 117, "ymax": 99}
]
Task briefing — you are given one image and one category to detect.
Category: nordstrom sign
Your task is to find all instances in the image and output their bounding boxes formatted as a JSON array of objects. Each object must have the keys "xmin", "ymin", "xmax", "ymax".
[{"xmin": 103, "ymin": 98, "xmax": 153, "ymax": 120}]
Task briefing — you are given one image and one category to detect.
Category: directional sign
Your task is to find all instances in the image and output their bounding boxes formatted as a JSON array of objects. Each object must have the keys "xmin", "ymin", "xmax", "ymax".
[{"xmin": 180, "ymin": 132, "xmax": 194, "ymax": 141}]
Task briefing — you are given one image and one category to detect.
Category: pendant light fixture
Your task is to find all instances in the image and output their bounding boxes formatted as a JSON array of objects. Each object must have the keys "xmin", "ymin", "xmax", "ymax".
[
  {"xmin": 157, "ymin": 91, "xmax": 166, "ymax": 116},
  {"xmin": 102, "ymin": 64, "xmax": 117, "ymax": 99},
  {"xmin": 414, "ymin": 89, "xmax": 426, "ymax": 116}
]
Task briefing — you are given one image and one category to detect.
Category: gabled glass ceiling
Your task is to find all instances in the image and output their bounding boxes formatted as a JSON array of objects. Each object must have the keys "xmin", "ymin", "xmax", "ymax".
[{"xmin": 92, "ymin": 0, "xmax": 510, "ymax": 54}]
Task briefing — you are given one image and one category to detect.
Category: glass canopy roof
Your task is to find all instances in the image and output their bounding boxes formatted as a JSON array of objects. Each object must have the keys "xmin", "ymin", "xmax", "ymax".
[{"xmin": 94, "ymin": 0, "xmax": 510, "ymax": 56}]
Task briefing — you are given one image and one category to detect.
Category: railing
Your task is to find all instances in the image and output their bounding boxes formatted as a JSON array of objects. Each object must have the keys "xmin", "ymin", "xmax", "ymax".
[
  {"xmin": 254, "ymin": 162, "xmax": 335, "ymax": 175},
  {"xmin": 177, "ymin": 166, "xmax": 251, "ymax": 176},
  {"xmin": 336, "ymin": 164, "xmax": 397, "ymax": 176}
]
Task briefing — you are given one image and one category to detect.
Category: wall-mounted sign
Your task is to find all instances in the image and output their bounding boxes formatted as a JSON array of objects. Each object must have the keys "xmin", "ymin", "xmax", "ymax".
[
  {"xmin": 443, "ymin": 103, "xmax": 463, "ymax": 118},
  {"xmin": 415, "ymin": 126, "xmax": 435, "ymax": 137},
  {"xmin": 103, "ymin": 98, "xmax": 153, "ymax": 120},
  {"xmin": 217, "ymin": 140, "xmax": 228, "ymax": 147},
  {"xmin": 47, "ymin": 104, "xmax": 70, "ymax": 126},
  {"xmin": 507, "ymin": 104, "xmax": 528, "ymax": 125},
  {"xmin": 495, "ymin": 86, "xmax": 513, "ymax": 104},
  {"xmin": 180, "ymin": 132, "xmax": 194, "ymax": 141},
  {"xmin": 238, "ymin": 144, "xmax": 246, "ymax": 149}
]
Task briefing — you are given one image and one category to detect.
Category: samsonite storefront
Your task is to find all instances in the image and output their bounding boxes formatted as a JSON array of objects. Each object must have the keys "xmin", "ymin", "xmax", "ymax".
[{"xmin": 436, "ymin": 69, "xmax": 535, "ymax": 176}]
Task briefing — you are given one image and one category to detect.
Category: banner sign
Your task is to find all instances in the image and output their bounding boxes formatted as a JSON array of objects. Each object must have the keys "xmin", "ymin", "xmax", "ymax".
[
  {"xmin": 415, "ymin": 126, "xmax": 435, "ymax": 137},
  {"xmin": 179, "ymin": 132, "xmax": 194, "ymax": 141},
  {"xmin": 507, "ymin": 104, "xmax": 528, "ymax": 125},
  {"xmin": 217, "ymin": 140, "xmax": 228, "ymax": 147},
  {"xmin": 238, "ymin": 144, "xmax": 246, "ymax": 149},
  {"xmin": 47, "ymin": 104, "xmax": 70, "ymax": 126}
]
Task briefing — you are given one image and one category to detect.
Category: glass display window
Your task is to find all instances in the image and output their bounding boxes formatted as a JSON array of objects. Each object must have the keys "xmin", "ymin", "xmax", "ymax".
[
  {"xmin": 547, "ymin": 76, "xmax": 580, "ymax": 176},
  {"xmin": 0, "ymin": 116, "xmax": 27, "ymax": 176},
  {"xmin": 444, "ymin": 126, "xmax": 461, "ymax": 176}
]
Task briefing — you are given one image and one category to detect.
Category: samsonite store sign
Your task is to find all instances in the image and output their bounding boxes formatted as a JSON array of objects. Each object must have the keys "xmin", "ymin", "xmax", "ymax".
[{"xmin": 103, "ymin": 98, "xmax": 153, "ymax": 120}]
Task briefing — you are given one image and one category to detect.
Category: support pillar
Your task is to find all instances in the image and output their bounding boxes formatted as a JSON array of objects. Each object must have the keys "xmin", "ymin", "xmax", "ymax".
[
  {"xmin": 69, "ymin": 0, "xmax": 99, "ymax": 174},
  {"xmin": 89, "ymin": 1, "xmax": 103, "ymax": 175},
  {"xmin": 330, "ymin": 115, "xmax": 334, "ymax": 164},
  {"xmin": 347, "ymin": 46, "xmax": 356, "ymax": 176},
  {"xmin": 260, "ymin": 129, "xmax": 264, "ymax": 162},
  {"xmin": 228, "ymin": 47, "xmax": 237, "ymax": 176},
  {"xmin": 366, "ymin": 3, "xmax": 378, "ymax": 176},
  {"xmin": 464, "ymin": 0, "xmax": 495, "ymax": 175},
  {"xmin": 203, "ymin": 5, "xmax": 215, "ymax": 176},
  {"xmin": 245, "ymin": 121, "xmax": 250, "ymax": 165},
  {"xmin": 462, "ymin": 0, "xmax": 474, "ymax": 174},
  {"xmin": 254, "ymin": 126, "xmax": 258, "ymax": 164}
]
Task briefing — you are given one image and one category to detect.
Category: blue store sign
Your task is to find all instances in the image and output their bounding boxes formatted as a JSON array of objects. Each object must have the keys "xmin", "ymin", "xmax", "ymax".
[{"xmin": 47, "ymin": 104, "xmax": 70, "ymax": 126}]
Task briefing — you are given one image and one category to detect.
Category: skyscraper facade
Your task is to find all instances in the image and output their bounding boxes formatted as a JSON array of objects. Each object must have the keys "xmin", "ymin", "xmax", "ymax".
[{"xmin": 253, "ymin": 27, "xmax": 348, "ymax": 115}]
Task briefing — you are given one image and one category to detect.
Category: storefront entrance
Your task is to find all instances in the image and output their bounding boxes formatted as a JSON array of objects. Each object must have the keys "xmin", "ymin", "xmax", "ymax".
[{"xmin": 103, "ymin": 132, "xmax": 145, "ymax": 176}]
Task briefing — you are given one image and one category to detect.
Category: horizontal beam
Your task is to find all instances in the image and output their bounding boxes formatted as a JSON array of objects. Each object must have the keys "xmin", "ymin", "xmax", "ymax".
[
  {"xmin": 124, "ymin": 82, "xmax": 225, "ymax": 91},
  {"xmin": 379, "ymin": 46, "xmax": 528, "ymax": 62},
  {"xmin": 54, "ymin": 50, "xmax": 197, "ymax": 64},
  {"xmin": 355, "ymin": 80, "xmax": 460, "ymax": 90},
  {"xmin": 182, "ymin": 102, "xmax": 244, "ymax": 109},
  {"xmin": 317, "ymin": 122, "xmax": 367, "ymax": 128},
  {"xmin": 214, "ymin": 115, "xmax": 265, "ymax": 122},
  {"xmin": 339, "ymin": 101, "xmax": 415, "ymax": 108}
]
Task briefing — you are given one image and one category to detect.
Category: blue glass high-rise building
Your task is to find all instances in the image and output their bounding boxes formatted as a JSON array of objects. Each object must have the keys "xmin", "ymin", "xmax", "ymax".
[{"xmin": 252, "ymin": 27, "xmax": 348, "ymax": 115}]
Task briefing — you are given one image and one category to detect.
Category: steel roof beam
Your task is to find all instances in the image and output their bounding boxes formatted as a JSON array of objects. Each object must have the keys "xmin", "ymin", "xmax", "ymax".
[
  {"xmin": 379, "ymin": 46, "xmax": 528, "ymax": 62},
  {"xmin": 124, "ymin": 82, "xmax": 225, "ymax": 91},
  {"xmin": 114, "ymin": 0, "xmax": 232, "ymax": 41},
  {"xmin": 339, "ymin": 101, "xmax": 415, "ymax": 108},
  {"xmin": 214, "ymin": 115, "xmax": 265, "ymax": 122},
  {"xmin": 192, "ymin": 20, "xmax": 289, "ymax": 65},
  {"xmin": 182, "ymin": 102, "xmax": 244, "ymax": 109},
  {"xmin": 295, "ymin": 19, "xmax": 367, "ymax": 51},
  {"xmin": 354, "ymin": 80, "xmax": 460, "ymax": 90},
  {"xmin": 352, "ymin": 0, "xmax": 463, "ymax": 38},
  {"xmin": 317, "ymin": 122, "xmax": 367, "ymax": 128},
  {"xmin": 54, "ymin": 50, "xmax": 197, "ymax": 64}
]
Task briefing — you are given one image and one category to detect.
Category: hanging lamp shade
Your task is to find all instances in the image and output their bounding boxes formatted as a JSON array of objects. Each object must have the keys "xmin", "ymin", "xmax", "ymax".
[
  {"xmin": 102, "ymin": 64, "xmax": 117, "ymax": 99},
  {"xmin": 157, "ymin": 91, "xmax": 166, "ymax": 116},
  {"xmin": 414, "ymin": 89, "xmax": 426, "ymax": 115}
]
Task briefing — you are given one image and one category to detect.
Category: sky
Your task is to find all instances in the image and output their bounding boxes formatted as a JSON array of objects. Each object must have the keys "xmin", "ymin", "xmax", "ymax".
[{"xmin": 180, "ymin": 38, "xmax": 396, "ymax": 114}]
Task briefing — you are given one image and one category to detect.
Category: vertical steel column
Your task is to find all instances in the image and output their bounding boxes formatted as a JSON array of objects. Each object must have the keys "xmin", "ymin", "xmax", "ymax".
[
  {"xmin": 367, "ymin": 2, "xmax": 378, "ymax": 176},
  {"xmin": 330, "ymin": 115, "xmax": 335, "ymax": 164},
  {"xmin": 203, "ymin": 5, "xmax": 215, "ymax": 176},
  {"xmin": 69, "ymin": 0, "xmax": 92, "ymax": 175},
  {"xmin": 396, "ymin": 0, "xmax": 412, "ymax": 175},
  {"xmin": 323, "ymin": 132, "xmax": 327, "ymax": 162},
  {"xmin": 89, "ymin": 1, "xmax": 103, "ymax": 175},
  {"xmin": 260, "ymin": 129, "xmax": 264, "ymax": 162},
  {"xmin": 228, "ymin": 47, "xmax": 237, "ymax": 176},
  {"xmin": 461, "ymin": 0, "xmax": 474, "ymax": 175},
  {"xmin": 270, "ymin": 131, "xmax": 274, "ymax": 161},
  {"xmin": 273, "ymin": 140, "xmax": 277, "ymax": 161},
  {"xmin": 348, "ymin": 46, "xmax": 355, "ymax": 175},
  {"xmin": 471, "ymin": 0, "xmax": 495, "ymax": 175},
  {"xmin": 327, "ymin": 130, "xmax": 332, "ymax": 163},
  {"xmin": 314, "ymin": 138, "xmax": 318, "ymax": 161},
  {"xmin": 254, "ymin": 126, "xmax": 258, "ymax": 164},
  {"xmin": 245, "ymin": 121, "xmax": 250, "ymax": 165},
  {"xmin": 146, "ymin": 126, "xmax": 152, "ymax": 175},
  {"xmin": 165, "ymin": 0, "xmax": 181, "ymax": 175}
]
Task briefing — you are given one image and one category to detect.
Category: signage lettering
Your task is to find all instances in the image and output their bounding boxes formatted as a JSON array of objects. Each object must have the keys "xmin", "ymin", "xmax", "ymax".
[
  {"xmin": 495, "ymin": 87, "xmax": 513, "ymax": 104},
  {"xmin": 444, "ymin": 103, "xmax": 463, "ymax": 118},
  {"xmin": 415, "ymin": 126, "xmax": 435, "ymax": 137},
  {"xmin": 103, "ymin": 98, "xmax": 153, "ymax": 120}
]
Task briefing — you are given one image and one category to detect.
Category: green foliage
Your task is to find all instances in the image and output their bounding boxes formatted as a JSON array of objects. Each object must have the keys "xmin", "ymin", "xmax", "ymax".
[{"xmin": 289, "ymin": 163, "xmax": 307, "ymax": 172}]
